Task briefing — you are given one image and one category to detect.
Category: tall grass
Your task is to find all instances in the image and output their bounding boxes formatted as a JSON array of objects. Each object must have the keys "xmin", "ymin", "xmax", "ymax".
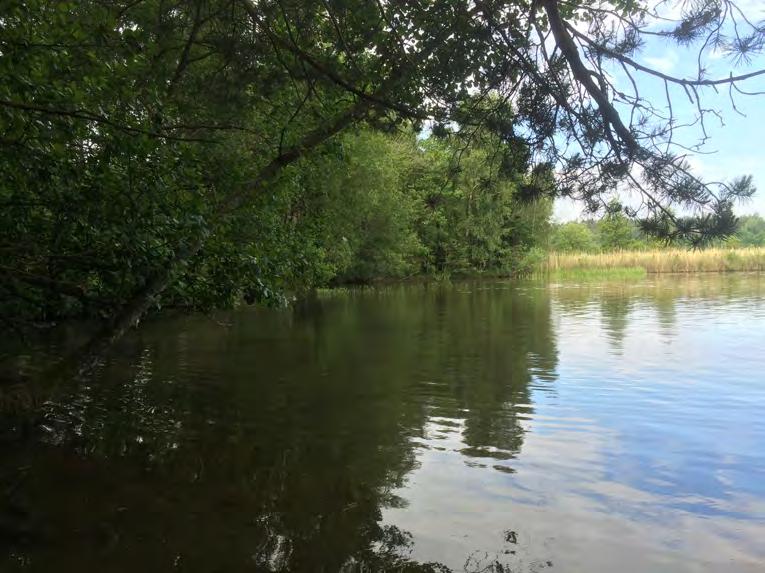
[{"xmin": 541, "ymin": 247, "xmax": 765, "ymax": 274}]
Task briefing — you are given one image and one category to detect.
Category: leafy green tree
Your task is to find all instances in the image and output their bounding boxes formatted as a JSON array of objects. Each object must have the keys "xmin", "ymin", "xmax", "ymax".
[
  {"xmin": 597, "ymin": 204, "xmax": 639, "ymax": 250},
  {"xmin": 550, "ymin": 222, "xmax": 599, "ymax": 253},
  {"xmin": 1, "ymin": 0, "xmax": 762, "ymax": 376},
  {"xmin": 294, "ymin": 130, "xmax": 424, "ymax": 283},
  {"xmin": 406, "ymin": 133, "xmax": 551, "ymax": 276},
  {"xmin": 735, "ymin": 215, "xmax": 765, "ymax": 246}
]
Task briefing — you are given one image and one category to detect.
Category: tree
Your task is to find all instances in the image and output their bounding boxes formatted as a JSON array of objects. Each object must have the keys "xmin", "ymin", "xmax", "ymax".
[
  {"xmin": 735, "ymin": 214, "xmax": 765, "ymax": 246},
  {"xmin": 597, "ymin": 202, "xmax": 640, "ymax": 250},
  {"xmin": 1, "ymin": 0, "xmax": 763, "ymax": 379},
  {"xmin": 294, "ymin": 130, "xmax": 425, "ymax": 284},
  {"xmin": 551, "ymin": 222, "xmax": 599, "ymax": 252},
  {"xmin": 404, "ymin": 130, "xmax": 552, "ymax": 276}
]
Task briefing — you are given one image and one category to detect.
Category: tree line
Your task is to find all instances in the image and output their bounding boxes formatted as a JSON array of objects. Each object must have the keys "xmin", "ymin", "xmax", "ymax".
[
  {"xmin": 550, "ymin": 212, "xmax": 765, "ymax": 252},
  {"xmin": 1, "ymin": 0, "xmax": 763, "ymax": 374}
]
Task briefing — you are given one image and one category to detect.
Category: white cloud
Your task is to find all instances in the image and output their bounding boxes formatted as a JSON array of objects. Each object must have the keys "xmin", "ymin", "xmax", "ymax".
[
  {"xmin": 553, "ymin": 197, "xmax": 585, "ymax": 222},
  {"xmin": 643, "ymin": 50, "xmax": 679, "ymax": 74}
]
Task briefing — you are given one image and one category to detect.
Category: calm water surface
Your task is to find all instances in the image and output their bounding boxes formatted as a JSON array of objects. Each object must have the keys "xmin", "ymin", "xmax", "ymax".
[{"xmin": 3, "ymin": 274, "xmax": 765, "ymax": 572}]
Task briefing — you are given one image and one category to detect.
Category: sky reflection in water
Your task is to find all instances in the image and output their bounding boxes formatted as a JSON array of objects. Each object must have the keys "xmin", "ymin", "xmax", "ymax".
[{"xmin": 3, "ymin": 274, "xmax": 764, "ymax": 572}]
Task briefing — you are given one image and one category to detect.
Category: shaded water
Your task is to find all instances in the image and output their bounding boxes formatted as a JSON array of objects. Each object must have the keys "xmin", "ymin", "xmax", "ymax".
[{"xmin": 2, "ymin": 274, "xmax": 765, "ymax": 572}]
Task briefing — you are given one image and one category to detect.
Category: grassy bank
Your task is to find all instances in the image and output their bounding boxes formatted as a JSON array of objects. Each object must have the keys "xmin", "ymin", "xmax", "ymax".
[
  {"xmin": 541, "ymin": 247, "xmax": 765, "ymax": 275},
  {"xmin": 545, "ymin": 267, "xmax": 648, "ymax": 281}
]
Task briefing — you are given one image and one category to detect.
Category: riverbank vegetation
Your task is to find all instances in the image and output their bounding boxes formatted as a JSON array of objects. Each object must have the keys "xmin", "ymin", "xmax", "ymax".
[
  {"xmin": 540, "ymin": 211, "xmax": 765, "ymax": 276},
  {"xmin": 545, "ymin": 267, "xmax": 649, "ymax": 281},
  {"xmin": 548, "ymin": 213, "xmax": 765, "ymax": 253},
  {"xmin": 1, "ymin": 0, "xmax": 764, "ymax": 374},
  {"xmin": 541, "ymin": 247, "xmax": 765, "ymax": 275}
]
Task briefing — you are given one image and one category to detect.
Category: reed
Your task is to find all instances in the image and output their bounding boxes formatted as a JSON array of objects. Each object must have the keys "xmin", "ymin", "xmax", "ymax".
[{"xmin": 541, "ymin": 247, "xmax": 765, "ymax": 274}]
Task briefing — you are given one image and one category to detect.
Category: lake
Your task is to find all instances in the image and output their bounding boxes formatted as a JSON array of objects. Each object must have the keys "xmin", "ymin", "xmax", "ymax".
[{"xmin": 2, "ymin": 274, "xmax": 764, "ymax": 572}]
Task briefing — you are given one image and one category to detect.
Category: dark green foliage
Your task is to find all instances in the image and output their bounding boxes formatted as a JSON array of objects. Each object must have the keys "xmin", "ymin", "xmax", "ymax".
[
  {"xmin": 0, "ymin": 0, "xmax": 296, "ymax": 326},
  {"xmin": 0, "ymin": 0, "xmax": 761, "ymax": 357},
  {"xmin": 405, "ymin": 135, "xmax": 552, "ymax": 277},
  {"xmin": 279, "ymin": 130, "xmax": 552, "ymax": 284}
]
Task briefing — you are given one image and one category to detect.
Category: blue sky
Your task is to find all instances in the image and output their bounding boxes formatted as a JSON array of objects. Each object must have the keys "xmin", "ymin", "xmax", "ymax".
[{"xmin": 555, "ymin": 1, "xmax": 765, "ymax": 221}]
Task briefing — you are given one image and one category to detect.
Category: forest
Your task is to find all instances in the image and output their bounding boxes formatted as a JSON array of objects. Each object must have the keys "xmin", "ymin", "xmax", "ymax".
[{"xmin": 1, "ymin": 0, "xmax": 764, "ymax": 371}]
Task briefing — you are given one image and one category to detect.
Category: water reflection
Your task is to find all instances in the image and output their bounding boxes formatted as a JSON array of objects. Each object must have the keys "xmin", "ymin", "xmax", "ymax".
[
  {"xmin": 3, "ymin": 282, "xmax": 556, "ymax": 572},
  {"xmin": 2, "ymin": 274, "xmax": 765, "ymax": 572}
]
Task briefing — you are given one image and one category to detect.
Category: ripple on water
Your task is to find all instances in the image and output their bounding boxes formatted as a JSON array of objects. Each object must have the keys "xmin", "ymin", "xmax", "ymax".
[{"xmin": 5, "ymin": 275, "xmax": 765, "ymax": 572}]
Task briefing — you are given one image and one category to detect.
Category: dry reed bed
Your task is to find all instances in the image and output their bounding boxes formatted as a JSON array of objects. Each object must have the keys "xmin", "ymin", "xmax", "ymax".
[{"xmin": 543, "ymin": 247, "xmax": 765, "ymax": 274}]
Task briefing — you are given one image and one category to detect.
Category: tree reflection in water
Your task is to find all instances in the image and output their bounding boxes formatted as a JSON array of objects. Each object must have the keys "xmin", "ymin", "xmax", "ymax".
[
  {"xmin": 5, "ymin": 275, "xmax": 764, "ymax": 571},
  {"xmin": 2, "ymin": 281, "xmax": 560, "ymax": 572}
]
